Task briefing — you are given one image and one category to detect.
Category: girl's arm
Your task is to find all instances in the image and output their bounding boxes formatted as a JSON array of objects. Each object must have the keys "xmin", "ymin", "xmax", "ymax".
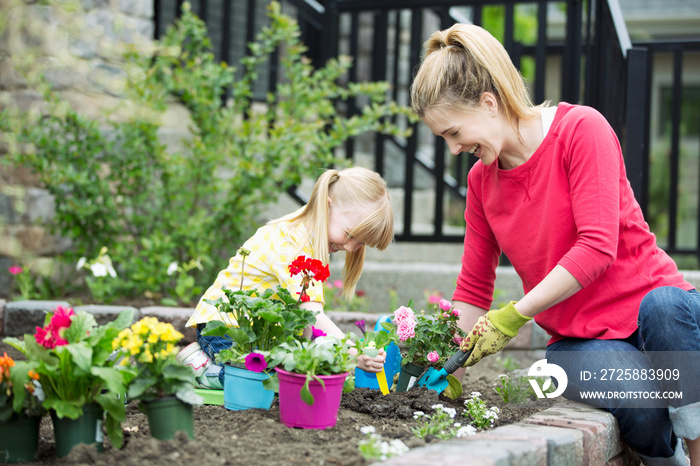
[{"xmin": 301, "ymin": 301, "xmax": 386, "ymax": 373}]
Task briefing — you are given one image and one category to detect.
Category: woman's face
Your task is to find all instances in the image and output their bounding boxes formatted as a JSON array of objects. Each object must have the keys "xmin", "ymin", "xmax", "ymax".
[
  {"xmin": 423, "ymin": 101, "xmax": 503, "ymax": 166},
  {"xmin": 327, "ymin": 199, "xmax": 366, "ymax": 254}
]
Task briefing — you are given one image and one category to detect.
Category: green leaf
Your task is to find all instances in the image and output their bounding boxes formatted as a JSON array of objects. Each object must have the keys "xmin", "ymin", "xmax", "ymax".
[
  {"xmin": 43, "ymin": 398, "xmax": 84, "ymax": 420},
  {"xmin": 91, "ymin": 366, "xmax": 127, "ymax": 394},
  {"xmin": 96, "ymin": 392, "xmax": 125, "ymax": 449},
  {"xmin": 443, "ymin": 374, "xmax": 463, "ymax": 400},
  {"xmin": 300, "ymin": 379, "xmax": 314, "ymax": 406},
  {"xmin": 175, "ymin": 386, "xmax": 204, "ymax": 405},
  {"xmin": 65, "ymin": 342, "xmax": 93, "ymax": 372},
  {"xmin": 262, "ymin": 374, "xmax": 279, "ymax": 393}
]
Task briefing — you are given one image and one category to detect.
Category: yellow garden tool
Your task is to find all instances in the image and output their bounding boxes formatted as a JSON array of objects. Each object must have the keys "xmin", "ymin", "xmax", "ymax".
[{"xmin": 376, "ymin": 367, "xmax": 390, "ymax": 395}]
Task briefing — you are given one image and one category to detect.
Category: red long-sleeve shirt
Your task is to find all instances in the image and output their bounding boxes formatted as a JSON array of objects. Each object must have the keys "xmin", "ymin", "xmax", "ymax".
[{"xmin": 452, "ymin": 103, "xmax": 693, "ymax": 344}]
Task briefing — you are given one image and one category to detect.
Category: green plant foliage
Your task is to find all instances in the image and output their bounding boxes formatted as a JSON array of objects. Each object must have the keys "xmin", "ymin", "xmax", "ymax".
[{"xmin": 1, "ymin": 1, "xmax": 412, "ymax": 304}]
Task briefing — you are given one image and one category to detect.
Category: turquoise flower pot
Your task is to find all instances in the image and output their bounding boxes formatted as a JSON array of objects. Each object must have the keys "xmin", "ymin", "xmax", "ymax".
[{"xmin": 223, "ymin": 365, "xmax": 275, "ymax": 411}]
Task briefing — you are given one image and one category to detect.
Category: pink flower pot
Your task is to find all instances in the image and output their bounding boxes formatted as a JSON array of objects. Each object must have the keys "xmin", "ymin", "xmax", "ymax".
[{"xmin": 275, "ymin": 368, "xmax": 348, "ymax": 430}]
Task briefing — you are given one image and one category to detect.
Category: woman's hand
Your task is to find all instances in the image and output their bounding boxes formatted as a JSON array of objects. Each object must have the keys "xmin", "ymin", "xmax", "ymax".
[
  {"xmin": 355, "ymin": 348, "xmax": 386, "ymax": 373},
  {"xmin": 461, "ymin": 301, "xmax": 531, "ymax": 366}
]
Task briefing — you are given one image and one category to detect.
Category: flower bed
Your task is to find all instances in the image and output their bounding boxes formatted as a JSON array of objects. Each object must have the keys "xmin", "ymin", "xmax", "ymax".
[{"xmin": 0, "ymin": 339, "xmax": 555, "ymax": 465}]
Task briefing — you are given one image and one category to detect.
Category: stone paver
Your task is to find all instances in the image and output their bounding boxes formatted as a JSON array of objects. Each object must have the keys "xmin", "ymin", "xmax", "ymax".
[
  {"xmin": 72, "ymin": 304, "xmax": 140, "ymax": 326},
  {"xmin": 4, "ymin": 300, "xmax": 71, "ymax": 335},
  {"xmin": 140, "ymin": 306, "xmax": 197, "ymax": 343},
  {"xmin": 484, "ymin": 422, "xmax": 585, "ymax": 465}
]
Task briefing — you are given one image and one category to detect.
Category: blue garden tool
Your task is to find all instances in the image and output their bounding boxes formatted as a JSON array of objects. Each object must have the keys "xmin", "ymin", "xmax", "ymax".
[{"xmin": 414, "ymin": 348, "xmax": 473, "ymax": 394}]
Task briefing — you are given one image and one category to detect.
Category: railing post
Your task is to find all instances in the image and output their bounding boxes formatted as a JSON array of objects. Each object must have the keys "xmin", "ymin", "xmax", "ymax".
[
  {"xmin": 624, "ymin": 47, "xmax": 649, "ymax": 213},
  {"xmin": 319, "ymin": 0, "xmax": 339, "ymax": 65},
  {"xmin": 562, "ymin": 0, "xmax": 583, "ymax": 103}
]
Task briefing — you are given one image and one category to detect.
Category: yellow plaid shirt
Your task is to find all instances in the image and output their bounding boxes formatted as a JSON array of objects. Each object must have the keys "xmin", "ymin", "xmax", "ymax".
[{"xmin": 185, "ymin": 219, "xmax": 325, "ymax": 327}]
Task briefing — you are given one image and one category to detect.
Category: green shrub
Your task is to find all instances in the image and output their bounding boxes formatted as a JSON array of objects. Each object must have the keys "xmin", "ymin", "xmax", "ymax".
[{"xmin": 1, "ymin": 2, "xmax": 411, "ymax": 304}]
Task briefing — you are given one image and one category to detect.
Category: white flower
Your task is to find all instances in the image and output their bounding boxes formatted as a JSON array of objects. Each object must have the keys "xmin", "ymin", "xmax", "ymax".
[
  {"xmin": 89, "ymin": 262, "xmax": 109, "ymax": 277},
  {"xmin": 360, "ymin": 425, "xmax": 376, "ymax": 435},
  {"xmin": 470, "ymin": 391, "xmax": 481, "ymax": 398},
  {"xmin": 76, "ymin": 257, "xmax": 87, "ymax": 270},
  {"xmin": 441, "ymin": 407, "xmax": 457, "ymax": 419},
  {"xmin": 412, "ymin": 411, "xmax": 425, "ymax": 419},
  {"xmin": 167, "ymin": 261, "xmax": 179, "ymax": 276},
  {"xmin": 388, "ymin": 439, "xmax": 409, "ymax": 455},
  {"xmin": 431, "ymin": 403, "xmax": 444, "ymax": 410},
  {"xmin": 456, "ymin": 425, "xmax": 477, "ymax": 437}
]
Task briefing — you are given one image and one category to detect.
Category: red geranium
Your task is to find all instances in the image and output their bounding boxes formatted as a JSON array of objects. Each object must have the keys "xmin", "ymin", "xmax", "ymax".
[{"xmin": 288, "ymin": 255, "xmax": 330, "ymax": 303}]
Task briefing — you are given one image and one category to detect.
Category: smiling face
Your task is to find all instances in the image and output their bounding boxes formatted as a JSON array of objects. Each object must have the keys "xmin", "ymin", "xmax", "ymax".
[
  {"xmin": 423, "ymin": 94, "xmax": 504, "ymax": 166},
  {"xmin": 327, "ymin": 199, "xmax": 367, "ymax": 254}
]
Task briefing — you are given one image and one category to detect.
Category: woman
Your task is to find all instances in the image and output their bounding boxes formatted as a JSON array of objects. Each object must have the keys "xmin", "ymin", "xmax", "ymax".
[{"xmin": 410, "ymin": 23, "xmax": 699, "ymax": 465}]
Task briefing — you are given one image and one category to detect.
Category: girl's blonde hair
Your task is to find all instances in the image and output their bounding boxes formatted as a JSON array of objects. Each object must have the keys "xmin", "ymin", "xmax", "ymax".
[
  {"xmin": 410, "ymin": 23, "xmax": 539, "ymax": 135},
  {"xmin": 283, "ymin": 167, "xmax": 393, "ymax": 299}
]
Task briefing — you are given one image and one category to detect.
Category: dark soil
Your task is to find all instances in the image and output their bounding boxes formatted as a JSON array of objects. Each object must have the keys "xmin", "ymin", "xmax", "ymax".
[{"xmin": 1, "ymin": 339, "xmax": 556, "ymax": 466}]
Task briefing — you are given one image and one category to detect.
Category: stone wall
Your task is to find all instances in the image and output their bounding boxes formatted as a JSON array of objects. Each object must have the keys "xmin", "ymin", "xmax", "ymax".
[{"xmin": 0, "ymin": 0, "xmax": 190, "ymax": 296}]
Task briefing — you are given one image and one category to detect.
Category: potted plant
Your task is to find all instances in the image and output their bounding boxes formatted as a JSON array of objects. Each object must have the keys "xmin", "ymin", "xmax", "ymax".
[
  {"xmin": 4, "ymin": 306, "xmax": 133, "ymax": 457},
  {"xmin": 112, "ymin": 316, "xmax": 203, "ymax": 440},
  {"xmin": 392, "ymin": 298, "xmax": 467, "ymax": 396},
  {"xmin": 200, "ymin": 251, "xmax": 322, "ymax": 411},
  {"xmin": 268, "ymin": 329, "xmax": 356, "ymax": 430},
  {"xmin": 0, "ymin": 352, "xmax": 44, "ymax": 463}
]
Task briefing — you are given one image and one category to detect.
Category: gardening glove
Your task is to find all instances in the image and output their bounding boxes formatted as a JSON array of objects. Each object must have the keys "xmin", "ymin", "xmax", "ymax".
[{"xmin": 460, "ymin": 301, "xmax": 531, "ymax": 367}]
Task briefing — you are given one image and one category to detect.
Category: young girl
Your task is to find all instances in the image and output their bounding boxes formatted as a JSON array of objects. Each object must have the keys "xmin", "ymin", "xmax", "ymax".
[
  {"xmin": 179, "ymin": 166, "xmax": 392, "ymax": 388},
  {"xmin": 410, "ymin": 23, "xmax": 699, "ymax": 465}
]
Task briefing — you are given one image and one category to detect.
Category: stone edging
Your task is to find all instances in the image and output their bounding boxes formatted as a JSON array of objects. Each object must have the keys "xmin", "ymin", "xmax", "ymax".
[{"xmin": 378, "ymin": 400, "xmax": 637, "ymax": 466}]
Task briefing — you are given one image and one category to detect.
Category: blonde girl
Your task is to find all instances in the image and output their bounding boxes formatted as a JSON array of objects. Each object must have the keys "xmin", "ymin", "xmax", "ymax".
[{"xmin": 182, "ymin": 166, "xmax": 393, "ymax": 386}]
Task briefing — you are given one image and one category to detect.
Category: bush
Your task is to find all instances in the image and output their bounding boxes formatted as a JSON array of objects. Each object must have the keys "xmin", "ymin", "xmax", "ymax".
[{"xmin": 1, "ymin": 2, "xmax": 411, "ymax": 304}]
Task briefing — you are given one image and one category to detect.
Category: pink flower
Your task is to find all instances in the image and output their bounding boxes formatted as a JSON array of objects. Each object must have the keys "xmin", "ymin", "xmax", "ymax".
[
  {"xmin": 393, "ymin": 306, "xmax": 415, "ymax": 324},
  {"xmin": 34, "ymin": 306, "xmax": 75, "ymax": 349},
  {"xmin": 427, "ymin": 351, "xmax": 440, "ymax": 363},
  {"xmin": 8, "ymin": 266, "xmax": 23, "ymax": 275},
  {"xmin": 452, "ymin": 335, "xmax": 464, "ymax": 346},
  {"xmin": 427, "ymin": 293, "xmax": 441, "ymax": 305},
  {"xmin": 333, "ymin": 280, "xmax": 343, "ymax": 289},
  {"xmin": 452, "ymin": 309, "xmax": 461, "ymax": 317},
  {"xmin": 244, "ymin": 352, "xmax": 268, "ymax": 373},
  {"xmin": 396, "ymin": 321, "xmax": 416, "ymax": 342},
  {"xmin": 310, "ymin": 326, "xmax": 327, "ymax": 340},
  {"xmin": 438, "ymin": 298, "xmax": 452, "ymax": 312},
  {"xmin": 50, "ymin": 306, "xmax": 74, "ymax": 330},
  {"xmin": 35, "ymin": 326, "xmax": 57, "ymax": 349}
]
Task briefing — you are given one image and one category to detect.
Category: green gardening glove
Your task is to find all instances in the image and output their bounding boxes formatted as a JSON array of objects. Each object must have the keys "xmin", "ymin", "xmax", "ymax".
[{"xmin": 459, "ymin": 301, "xmax": 532, "ymax": 367}]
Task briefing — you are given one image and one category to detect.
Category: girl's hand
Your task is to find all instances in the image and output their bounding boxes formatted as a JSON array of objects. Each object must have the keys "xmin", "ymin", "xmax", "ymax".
[{"xmin": 356, "ymin": 348, "xmax": 386, "ymax": 373}]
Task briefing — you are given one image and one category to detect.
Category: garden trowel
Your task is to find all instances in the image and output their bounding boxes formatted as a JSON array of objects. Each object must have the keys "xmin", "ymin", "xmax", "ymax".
[{"xmin": 414, "ymin": 348, "xmax": 473, "ymax": 394}]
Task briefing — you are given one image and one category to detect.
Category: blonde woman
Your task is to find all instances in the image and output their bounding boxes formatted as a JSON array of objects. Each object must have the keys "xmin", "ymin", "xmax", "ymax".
[
  {"xmin": 411, "ymin": 23, "xmax": 699, "ymax": 465},
  {"xmin": 181, "ymin": 167, "xmax": 392, "ymax": 387}
]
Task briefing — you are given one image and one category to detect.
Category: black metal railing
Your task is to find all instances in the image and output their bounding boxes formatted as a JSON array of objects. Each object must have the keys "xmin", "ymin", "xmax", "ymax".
[{"xmin": 153, "ymin": 0, "xmax": 700, "ymax": 263}]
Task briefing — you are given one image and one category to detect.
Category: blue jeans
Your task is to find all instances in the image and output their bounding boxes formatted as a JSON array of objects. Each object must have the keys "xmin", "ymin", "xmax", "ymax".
[
  {"xmin": 546, "ymin": 287, "xmax": 700, "ymax": 466},
  {"xmin": 196, "ymin": 324, "xmax": 231, "ymax": 386}
]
